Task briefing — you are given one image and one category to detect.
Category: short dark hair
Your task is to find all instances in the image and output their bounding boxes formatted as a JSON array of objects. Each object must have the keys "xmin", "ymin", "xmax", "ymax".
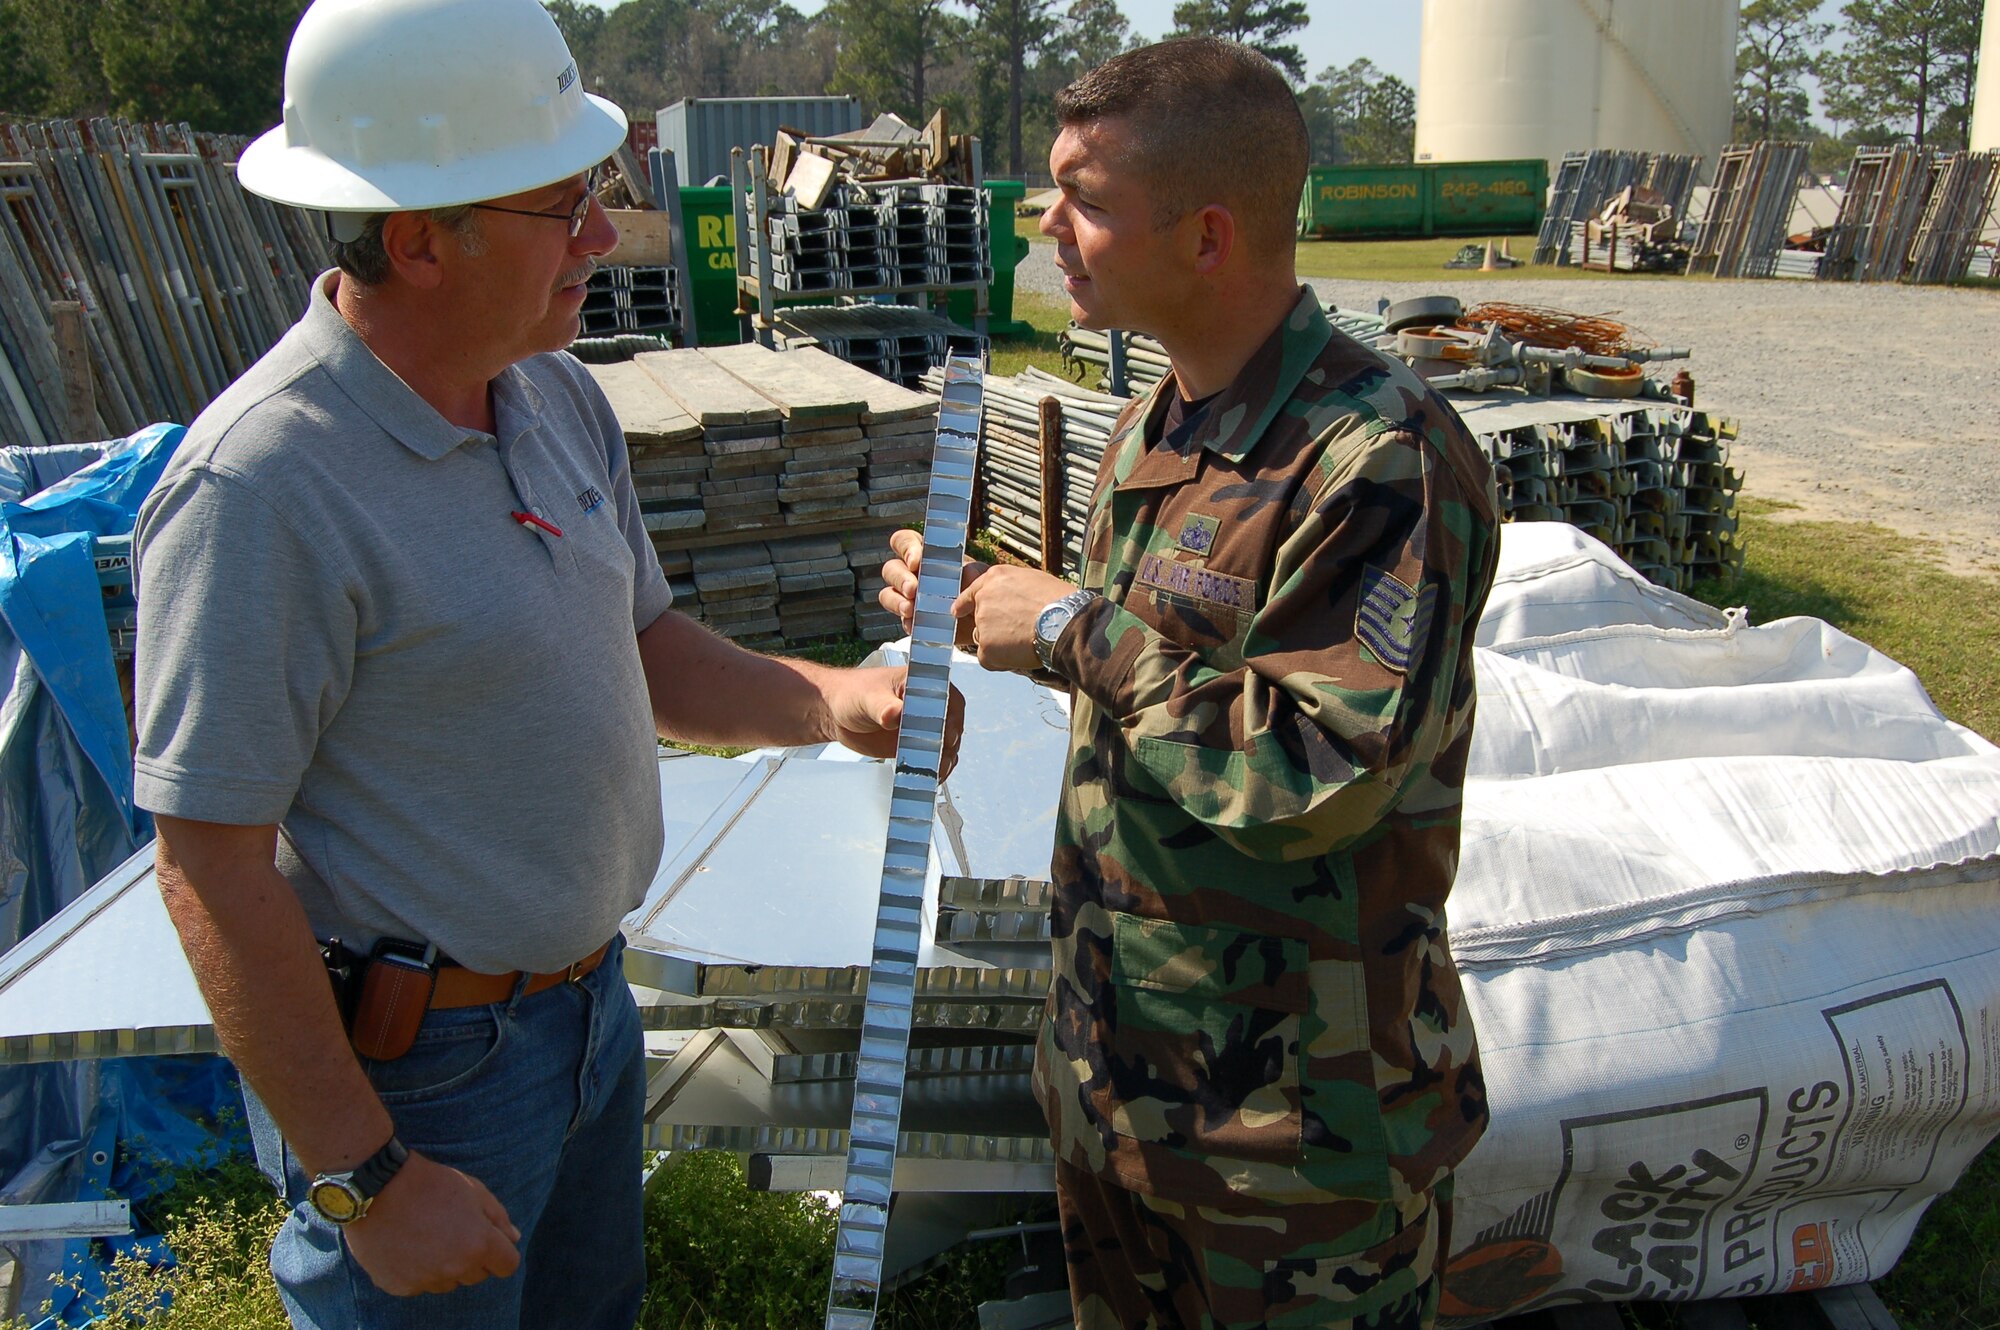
[
  {"xmin": 331, "ymin": 206, "xmax": 485, "ymax": 285},
  {"xmin": 1055, "ymin": 37, "xmax": 1307, "ymax": 259}
]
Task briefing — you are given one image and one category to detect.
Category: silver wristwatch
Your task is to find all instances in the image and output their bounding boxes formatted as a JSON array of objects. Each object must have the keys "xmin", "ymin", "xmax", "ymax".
[{"xmin": 1034, "ymin": 590, "xmax": 1098, "ymax": 671}]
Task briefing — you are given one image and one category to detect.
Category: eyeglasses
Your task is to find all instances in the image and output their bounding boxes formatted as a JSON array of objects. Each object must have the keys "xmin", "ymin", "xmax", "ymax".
[{"xmin": 469, "ymin": 168, "xmax": 601, "ymax": 237}]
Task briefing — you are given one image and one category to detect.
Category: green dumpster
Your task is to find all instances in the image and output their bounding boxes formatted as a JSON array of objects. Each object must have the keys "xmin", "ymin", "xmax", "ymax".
[
  {"xmin": 1298, "ymin": 165, "xmax": 1428, "ymax": 238},
  {"xmin": 1428, "ymin": 159, "xmax": 1548, "ymax": 237},
  {"xmin": 1297, "ymin": 160, "xmax": 1547, "ymax": 239},
  {"xmin": 950, "ymin": 180, "xmax": 1034, "ymax": 339},
  {"xmin": 678, "ymin": 185, "xmax": 746, "ymax": 347}
]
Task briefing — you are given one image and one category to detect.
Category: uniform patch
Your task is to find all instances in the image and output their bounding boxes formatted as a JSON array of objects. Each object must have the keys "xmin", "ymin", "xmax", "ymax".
[
  {"xmin": 1176, "ymin": 514, "xmax": 1220, "ymax": 555},
  {"xmin": 1134, "ymin": 552, "xmax": 1255, "ymax": 611},
  {"xmin": 1356, "ymin": 567, "xmax": 1428, "ymax": 673}
]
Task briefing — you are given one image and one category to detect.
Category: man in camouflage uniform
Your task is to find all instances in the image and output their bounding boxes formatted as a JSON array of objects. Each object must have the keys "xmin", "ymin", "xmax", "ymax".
[{"xmin": 885, "ymin": 36, "xmax": 1496, "ymax": 1329}]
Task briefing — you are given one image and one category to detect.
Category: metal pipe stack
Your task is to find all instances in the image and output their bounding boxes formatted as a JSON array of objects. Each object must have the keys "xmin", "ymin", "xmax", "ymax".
[
  {"xmin": 1056, "ymin": 327, "xmax": 1170, "ymax": 396},
  {"xmin": 0, "ymin": 118, "xmax": 330, "ymax": 446},
  {"xmin": 940, "ymin": 309, "xmax": 1742, "ymax": 593},
  {"xmin": 921, "ymin": 365, "xmax": 1128, "ymax": 572}
]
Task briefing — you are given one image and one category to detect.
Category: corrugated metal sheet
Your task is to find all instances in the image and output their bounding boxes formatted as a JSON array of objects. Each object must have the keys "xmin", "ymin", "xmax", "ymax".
[{"xmin": 657, "ymin": 96, "xmax": 865, "ymax": 188}]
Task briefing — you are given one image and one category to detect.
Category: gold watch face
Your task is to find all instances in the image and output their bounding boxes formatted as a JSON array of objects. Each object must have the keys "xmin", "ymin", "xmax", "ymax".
[{"xmin": 309, "ymin": 1178, "xmax": 363, "ymax": 1224}]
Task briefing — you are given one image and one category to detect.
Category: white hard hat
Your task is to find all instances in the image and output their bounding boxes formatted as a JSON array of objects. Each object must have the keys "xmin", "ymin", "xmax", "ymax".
[{"xmin": 238, "ymin": 0, "xmax": 627, "ymax": 234}]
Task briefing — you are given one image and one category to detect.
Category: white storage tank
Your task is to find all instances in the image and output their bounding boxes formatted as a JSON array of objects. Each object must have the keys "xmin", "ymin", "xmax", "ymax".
[
  {"xmin": 1414, "ymin": 0, "xmax": 1740, "ymax": 170},
  {"xmin": 1971, "ymin": 0, "xmax": 2000, "ymax": 152}
]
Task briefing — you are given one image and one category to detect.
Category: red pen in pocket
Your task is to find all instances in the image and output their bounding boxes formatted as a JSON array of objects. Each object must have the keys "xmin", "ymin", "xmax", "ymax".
[{"xmin": 511, "ymin": 510, "xmax": 563, "ymax": 537}]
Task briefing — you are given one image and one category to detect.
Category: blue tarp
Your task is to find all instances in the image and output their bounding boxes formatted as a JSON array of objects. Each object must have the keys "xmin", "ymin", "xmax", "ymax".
[{"xmin": 0, "ymin": 426, "xmax": 248, "ymax": 1323}]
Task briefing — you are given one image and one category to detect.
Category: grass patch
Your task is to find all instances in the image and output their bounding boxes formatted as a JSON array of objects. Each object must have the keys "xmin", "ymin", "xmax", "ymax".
[
  {"xmin": 988, "ymin": 290, "xmax": 1076, "ymax": 382},
  {"xmin": 1013, "ymin": 215, "xmax": 1684, "ymax": 285}
]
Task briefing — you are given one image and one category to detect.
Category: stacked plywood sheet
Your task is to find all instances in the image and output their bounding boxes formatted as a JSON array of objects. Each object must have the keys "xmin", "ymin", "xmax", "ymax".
[{"xmin": 587, "ymin": 344, "xmax": 939, "ymax": 645}]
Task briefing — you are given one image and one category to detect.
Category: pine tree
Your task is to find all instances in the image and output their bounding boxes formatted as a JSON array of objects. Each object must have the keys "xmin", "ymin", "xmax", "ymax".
[
  {"xmin": 1735, "ymin": 0, "xmax": 1832, "ymax": 142},
  {"xmin": 1832, "ymin": 0, "xmax": 1983, "ymax": 148},
  {"xmin": 1167, "ymin": 0, "xmax": 1307, "ymax": 83}
]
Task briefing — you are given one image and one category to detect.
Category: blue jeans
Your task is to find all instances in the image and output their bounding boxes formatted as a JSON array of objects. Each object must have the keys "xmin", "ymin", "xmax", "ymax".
[{"xmin": 243, "ymin": 937, "xmax": 645, "ymax": 1330}]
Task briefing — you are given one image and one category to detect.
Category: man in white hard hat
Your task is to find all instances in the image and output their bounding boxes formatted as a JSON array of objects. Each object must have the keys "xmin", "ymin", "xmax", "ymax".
[{"xmin": 130, "ymin": 0, "xmax": 956, "ymax": 1325}]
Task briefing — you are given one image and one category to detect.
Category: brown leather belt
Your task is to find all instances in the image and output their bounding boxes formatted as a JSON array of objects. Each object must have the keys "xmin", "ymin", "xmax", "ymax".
[{"xmin": 427, "ymin": 941, "xmax": 612, "ymax": 1009}]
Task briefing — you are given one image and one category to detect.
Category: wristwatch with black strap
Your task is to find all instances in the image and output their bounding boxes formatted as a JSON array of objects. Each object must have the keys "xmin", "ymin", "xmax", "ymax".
[
  {"xmin": 1034, "ymin": 589, "xmax": 1100, "ymax": 672},
  {"xmin": 308, "ymin": 1133, "xmax": 409, "ymax": 1225}
]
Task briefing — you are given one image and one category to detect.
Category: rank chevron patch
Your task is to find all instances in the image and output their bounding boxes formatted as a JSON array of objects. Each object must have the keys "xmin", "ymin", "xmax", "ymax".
[{"xmin": 1356, "ymin": 566, "xmax": 1431, "ymax": 673}]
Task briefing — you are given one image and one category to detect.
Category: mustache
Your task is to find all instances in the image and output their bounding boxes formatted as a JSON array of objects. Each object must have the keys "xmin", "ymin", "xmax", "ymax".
[{"xmin": 555, "ymin": 260, "xmax": 597, "ymax": 292}]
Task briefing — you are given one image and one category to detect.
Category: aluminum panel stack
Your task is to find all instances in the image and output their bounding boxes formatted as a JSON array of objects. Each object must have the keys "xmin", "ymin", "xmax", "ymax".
[
  {"xmin": 1534, "ymin": 150, "xmax": 1701, "ymax": 266},
  {"xmin": 821, "ymin": 356, "xmax": 976, "ymax": 1330},
  {"xmin": 0, "ymin": 118, "xmax": 330, "ymax": 445},
  {"xmin": 587, "ymin": 345, "xmax": 941, "ymax": 645},
  {"xmin": 762, "ymin": 182, "xmax": 992, "ymax": 295},
  {"xmin": 1820, "ymin": 146, "xmax": 2000, "ymax": 284},
  {"xmin": 1685, "ymin": 142, "xmax": 1811, "ymax": 279},
  {"xmin": 623, "ymin": 657, "xmax": 1075, "ymax": 1203}
]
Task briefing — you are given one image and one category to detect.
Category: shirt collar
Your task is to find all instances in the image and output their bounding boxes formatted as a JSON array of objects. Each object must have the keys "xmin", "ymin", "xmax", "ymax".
[
  {"xmin": 297, "ymin": 270, "xmax": 531, "ymax": 460},
  {"xmin": 1155, "ymin": 286, "xmax": 1334, "ymax": 464}
]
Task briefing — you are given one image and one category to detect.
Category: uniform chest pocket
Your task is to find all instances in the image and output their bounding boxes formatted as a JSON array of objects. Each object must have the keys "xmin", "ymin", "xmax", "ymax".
[
  {"xmin": 1105, "ymin": 914, "xmax": 1307, "ymax": 1165},
  {"xmin": 1122, "ymin": 551, "xmax": 1261, "ymax": 662}
]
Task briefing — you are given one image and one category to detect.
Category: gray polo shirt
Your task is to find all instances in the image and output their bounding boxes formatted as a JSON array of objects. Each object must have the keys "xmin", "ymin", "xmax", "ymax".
[{"xmin": 134, "ymin": 272, "xmax": 673, "ymax": 974}]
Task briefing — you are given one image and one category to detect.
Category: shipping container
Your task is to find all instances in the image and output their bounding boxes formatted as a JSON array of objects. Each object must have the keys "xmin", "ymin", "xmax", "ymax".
[
  {"xmin": 657, "ymin": 97, "xmax": 865, "ymax": 189},
  {"xmin": 1298, "ymin": 159, "xmax": 1548, "ymax": 239}
]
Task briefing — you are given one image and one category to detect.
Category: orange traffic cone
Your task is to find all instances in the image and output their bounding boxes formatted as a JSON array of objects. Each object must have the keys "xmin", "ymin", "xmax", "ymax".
[{"xmin": 1480, "ymin": 240, "xmax": 1499, "ymax": 271}]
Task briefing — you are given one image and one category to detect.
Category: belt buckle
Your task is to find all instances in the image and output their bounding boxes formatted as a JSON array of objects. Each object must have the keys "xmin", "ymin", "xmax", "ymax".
[{"xmin": 564, "ymin": 957, "xmax": 585, "ymax": 984}]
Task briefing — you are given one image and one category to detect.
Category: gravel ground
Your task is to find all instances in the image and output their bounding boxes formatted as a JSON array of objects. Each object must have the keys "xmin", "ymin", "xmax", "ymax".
[{"xmin": 1015, "ymin": 244, "xmax": 2000, "ymax": 579}]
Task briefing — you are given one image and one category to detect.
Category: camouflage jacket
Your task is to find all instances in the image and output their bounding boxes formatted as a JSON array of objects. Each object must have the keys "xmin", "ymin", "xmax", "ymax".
[{"xmin": 1031, "ymin": 288, "xmax": 1500, "ymax": 1209}]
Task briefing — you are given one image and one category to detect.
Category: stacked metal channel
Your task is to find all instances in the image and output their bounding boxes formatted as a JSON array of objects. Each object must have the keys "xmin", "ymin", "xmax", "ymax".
[
  {"xmin": 580, "ymin": 263, "xmax": 681, "ymax": 338},
  {"xmin": 771, "ymin": 304, "xmax": 985, "ymax": 390},
  {"xmin": 588, "ymin": 343, "xmax": 939, "ymax": 646},
  {"xmin": 1534, "ymin": 150, "xmax": 1702, "ymax": 267},
  {"xmin": 0, "ymin": 118, "xmax": 329, "ymax": 445},
  {"xmin": 763, "ymin": 182, "xmax": 992, "ymax": 295},
  {"xmin": 1686, "ymin": 142, "xmax": 1811, "ymax": 279},
  {"xmin": 1456, "ymin": 398, "xmax": 1742, "ymax": 591}
]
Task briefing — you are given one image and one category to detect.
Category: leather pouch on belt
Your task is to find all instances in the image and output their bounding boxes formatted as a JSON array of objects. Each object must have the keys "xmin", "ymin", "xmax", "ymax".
[{"xmin": 350, "ymin": 951, "xmax": 435, "ymax": 1062}]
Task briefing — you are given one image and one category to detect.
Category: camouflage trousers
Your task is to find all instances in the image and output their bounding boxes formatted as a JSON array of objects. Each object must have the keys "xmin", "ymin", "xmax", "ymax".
[{"xmin": 1055, "ymin": 1159, "xmax": 1454, "ymax": 1330}]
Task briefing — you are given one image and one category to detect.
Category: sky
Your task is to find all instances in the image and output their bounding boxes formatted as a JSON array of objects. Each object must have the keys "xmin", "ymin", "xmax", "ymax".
[
  {"xmin": 1112, "ymin": 2, "xmax": 1421, "ymax": 85},
  {"xmin": 587, "ymin": 0, "xmax": 1863, "ymax": 118}
]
